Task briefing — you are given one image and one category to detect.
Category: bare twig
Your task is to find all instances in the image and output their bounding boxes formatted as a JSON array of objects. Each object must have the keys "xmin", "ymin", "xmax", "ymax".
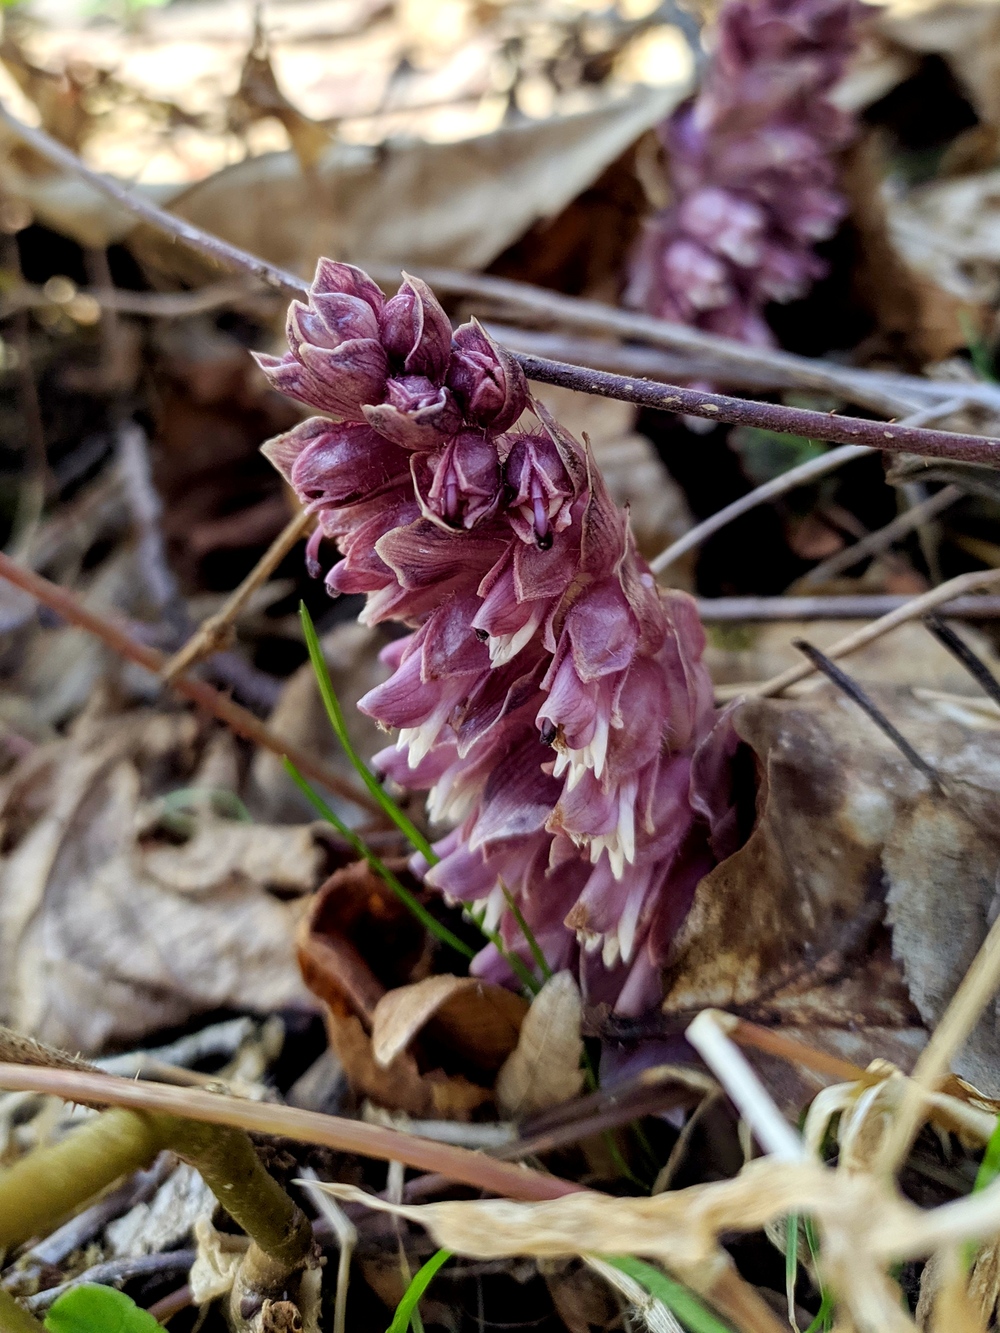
[
  {"xmin": 802, "ymin": 485, "xmax": 963, "ymax": 585},
  {"xmin": 521, "ymin": 359, "xmax": 1000, "ymax": 465},
  {"xmin": 923, "ymin": 615, "xmax": 1000, "ymax": 711},
  {"xmin": 0, "ymin": 1063, "xmax": 585, "ymax": 1202},
  {"xmin": 792, "ymin": 639, "xmax": 943, "ymax": 790},
  {"xmin": 0, "ymin": 550, "xmax": 380, "ymax": 816},
  {"xmin": 651, "ymin": 401, "xmax": 968, "ymax": 575},
  {"xmin": 0, "ymin": 279, "xmax": 261, "ymax": 320},
  {"xmin": 5, "ymin": 109, "xmax": 1000, "ymax": 462},
  {"xmin": 24, "ymin": 1251, "xmax": 196, "ymax": 1313},
  {"xmin": 161, "ymin": 508, "xmax": 313, "ymax": 680},
  {"xmin": 653, "ymin": 445, "xmax": 869, "ymax": 574},
  {"xmin": 749, "ymin": 569, "xmax": 1000, "ymax": 696},
  {"xmin": 726, "ymin": 1019, "xmax": 865, "ymax": 1084},
  {"xmin": 697, "ymin": 594, "xmax": 1000, "ymax": 622}
]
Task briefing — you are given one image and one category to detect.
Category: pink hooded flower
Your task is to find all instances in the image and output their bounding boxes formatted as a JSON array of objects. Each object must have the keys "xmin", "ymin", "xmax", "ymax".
[{"xmin": 260, "ymin": 261, "xmax": 723, "ymax": 1015}]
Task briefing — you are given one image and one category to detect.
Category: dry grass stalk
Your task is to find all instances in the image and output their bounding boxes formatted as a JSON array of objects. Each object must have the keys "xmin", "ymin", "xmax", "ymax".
[
  {"xmin": 160, "ymin": 507, "xmax": 314, "ymax": 681},
  {"xmin": 752, "ymin": 568, "xmax": 1000, "ymax": 697}
]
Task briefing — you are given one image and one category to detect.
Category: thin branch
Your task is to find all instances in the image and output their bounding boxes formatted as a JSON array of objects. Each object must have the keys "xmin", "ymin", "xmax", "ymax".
[
  {"xmin": 520, "ymin": 359, "xmax": 1000, "ymax": 466},
  {"xmin": 651, "ymin": 401, "xmax": 968, "ymax": 575},
  {"xmin": 0, "ymin": 551, "xmax": 380, "ymax": 816},
  {"xmin": 923, "ymin": 615, "xmax": 1000, "ymax": 711},
  {"xmin": 0, "ymin": 279, "xmax": 262, "ymax": 320},
  {"xmin": 696, "ymin": 594, "xmax": 1000, "ymax": 622},
  {"xmin": 160, "ymin": 507, "xmax": 313, "ymax": 680},
  {"xmin": 749, "ymin": 568, "xmax": 1000, "ymax": 697},
  {"xmin": 5, "ymin": 109, "xmax": 1000, "ymax": 462},
  {"xmin": 801, "ymin": 485, "xmax": 962, "ymax": 585},
  {"xmin": 791, "ymin": 639, "xmax": 943, "ymax": 790},
  {"xmin": 484, "ymin": 322, "xmax": 792, "ymax": 393},
  {"xmin": 0, "ymin": 1063, "xmax": 586, "ymax": 1202},
  {"xmin": 726, "ymin": 1019, "xmax": 865, "ymax": 1084},
  {"xmin": 653, "ymin": 445, "xmax": 869, "ymax": 574},
  {"xmin": 24, "ymin": 1251, "xmax": 196, "ymax": 1314}
]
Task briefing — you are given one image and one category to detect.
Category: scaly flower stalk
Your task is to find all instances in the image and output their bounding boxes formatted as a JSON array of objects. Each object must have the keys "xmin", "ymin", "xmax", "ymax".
[
  {"xmin": 627, "ymin": 0, "xmax": 863, "ymax": 346},
  {"xmin": 260, "ymin": 262, "xmax": 719, "ymax": 1014}
]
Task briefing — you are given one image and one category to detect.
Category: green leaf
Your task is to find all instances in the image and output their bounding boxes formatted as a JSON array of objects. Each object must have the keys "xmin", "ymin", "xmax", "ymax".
[
  {"xmin": 299, "ymin": 603, "xmax": 437, "ymax": 865},
  {"xmin": 601, "ymin": 1256, "xmax": 733, "ymax": 1333},
  {"xmin": 283, "ymin": 757, "xmax": 475, "ymax": 959},
  {"xmin": 386, "ymin": 1248, "xmax": 452, "ymax": 1333},
  {"xmin": 44, "ymin": 1286, "xmax": 161, "ymax": 1333}
]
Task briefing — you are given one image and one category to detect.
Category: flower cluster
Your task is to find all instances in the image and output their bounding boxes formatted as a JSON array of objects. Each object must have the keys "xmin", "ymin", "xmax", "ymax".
[
  {"xmin": 628, "ymin": 0, "xmax": 862, "ymax": 346},
  {"xmin": 260, "ymin": 261, "xmax": 717, "ymax": 1014}
]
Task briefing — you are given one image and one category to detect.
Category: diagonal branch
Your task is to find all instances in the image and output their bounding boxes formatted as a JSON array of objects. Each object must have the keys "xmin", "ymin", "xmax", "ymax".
[
  {"xmin": 0, "ymin": 1062, "xmax": 585, "ymax": 1202},
  {"xmin": 5, "ymin": 108, "xmax": 1000, "ymax": 464},
  {"xmin": 0, "ymin": 551, "xmax": 380, "ymax": 816}
]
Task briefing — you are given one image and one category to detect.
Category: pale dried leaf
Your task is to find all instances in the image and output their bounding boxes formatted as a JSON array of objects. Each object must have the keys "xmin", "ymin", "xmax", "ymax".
[
  {"xmin": 371, "ymin": 974, "xmax": 526, "ymax": 1070},
  {"xmin": 189, "ymin": 1214, "xmax": 248, "ymax": 1306},
  {"xmin": 0, "ymin": 711, "xmax": 319, "ymax": 1051},
  {"xmin": 496, "ymin": 971, "xmax": 584, "ymax": 1118}
]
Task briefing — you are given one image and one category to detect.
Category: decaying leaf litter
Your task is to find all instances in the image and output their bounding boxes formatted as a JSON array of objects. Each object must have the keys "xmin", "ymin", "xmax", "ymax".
[{"xmin": 9, "ymin": 0, "xmax": 1000, "ymax": 1328}]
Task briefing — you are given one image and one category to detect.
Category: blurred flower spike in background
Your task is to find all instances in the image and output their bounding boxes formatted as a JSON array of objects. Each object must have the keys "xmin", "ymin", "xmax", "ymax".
[
  {"xmin": 628, "ymin": 0, "xmax": 865, "ymax": 347},
  {"xmin": 259, "ymin": 261, "xmax": 730, "ymax": 1015}
]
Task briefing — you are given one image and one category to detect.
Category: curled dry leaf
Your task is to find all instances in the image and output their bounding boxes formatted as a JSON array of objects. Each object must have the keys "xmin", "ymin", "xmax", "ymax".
[
  {"xmin": 371, "ymin": 974, "xmax": 527, "ymax": 1072},
  {"xmin": 496, "ymin": 972, "xmax": 585, "ymax": 1119},
  {"xmin": 297, "ymin": 863, "xmax": 507, "ymax": 1118},
  {"xmin": 0, "ymin": 709, "xmax": 320, "ymax": 1051},
  {"xmin": 659, "ymin": 684, "xmax": 1000, "ymax": 1103}
]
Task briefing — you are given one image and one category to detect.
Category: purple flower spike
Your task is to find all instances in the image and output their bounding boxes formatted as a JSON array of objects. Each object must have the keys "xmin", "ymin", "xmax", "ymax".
[
  {"xmin": 380, "ymin": 273, "xmax": 453, "ymax": 380},
  {"xmin": 260, "ymin": 256, "xmax": 728, "ymax": 1017},
  {"xmin": 628, "ymin": 0, "xmax": 863, "ymax": 349},
  {"xmin": 446, "ymin": 320, "xmax": 528, "ymax": 432}
]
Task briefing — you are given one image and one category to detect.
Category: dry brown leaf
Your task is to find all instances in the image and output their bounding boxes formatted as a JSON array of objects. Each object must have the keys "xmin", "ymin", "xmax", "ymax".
[
  {"xmin": 496, "ymin": 971, "xmax": 585, "ymax": 1118},
  {"xmin": 662, "ymin": 684, "xmax": 1000, "ymax": 1101},
  {"xmin": 0, "ymin": 709, "xmax": 319, "ymax": 1051},
  {"xmin": 371, "ymin": 974, "xmax": 527, "ymax": 1072},
  {"xmin": 297, "ymin": 863, "xmax": 502, "ymax": 1118},
  {"xmin": 159, "ymin": 86, "xmax": 682, "ymax": 276}
]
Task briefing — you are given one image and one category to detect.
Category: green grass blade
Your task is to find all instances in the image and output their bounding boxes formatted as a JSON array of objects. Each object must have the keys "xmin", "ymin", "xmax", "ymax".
[
  {"xmin": 499, "ymin": 883, "xmax": 551, "ymax": 983},
  {"xmin": 387, "ymin": 1249, "xmax": 452, "ymax": 1333},
  {"xmin": 466, "ymin": 905, "xmax": 541, "ymax": 996},
  {"xmin": 786, "ymin": 1214, "xmax": 800, "ymax": 1333},
  {"xmin": 602, "ymin": 1256, "xmax": 732, "ymax": 1333},
  {"xmin": 283, "ymin": 757, "xmax": 474, "ymax": 959},
  {"xmin": 801, "ymin": 1217, "xmax": 834, "ymax": 1332},
  {"xmin": 299, "ymin": 602, "xmax": 438, "ymax": 865}
]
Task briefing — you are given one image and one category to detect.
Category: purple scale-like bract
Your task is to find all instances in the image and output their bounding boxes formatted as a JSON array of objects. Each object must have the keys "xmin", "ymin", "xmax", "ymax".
[
  {"xmin": 627, "ymin": 0, "xmax": 863, "ymax": 345},
  {"xmin": 259, "ymin": 261, "xmax": 723, "ymax": 1015}
]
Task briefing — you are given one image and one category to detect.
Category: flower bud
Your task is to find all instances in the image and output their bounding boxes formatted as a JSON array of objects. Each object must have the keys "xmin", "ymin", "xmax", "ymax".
[
  {"xmin": 504, "ymin": 432, "xmax": 575, "ymax": 549},
  {"xmin": 446, "ymin": 320, "xmax": 527, "ymax": 432},
  {"xmin": 379, "ymin": 273, "xmax": 453, "ymax": 380},
  {"xmin": 413, "ymin": 431, "xmax": 502, "ymax": 530},
  {"xmin": 363, "ymin": 376, "xmax": 463, "ymax": 449}
]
